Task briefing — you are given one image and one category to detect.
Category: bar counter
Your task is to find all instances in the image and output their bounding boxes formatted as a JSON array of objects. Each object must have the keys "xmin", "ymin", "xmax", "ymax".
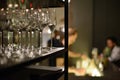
[
  {"xmin": 0, "ymin": 48, "xmax": 65, "ymax": 75},
  {"xmin": 69, "ymin": 62, "xmax": 120, "ymax": 80}
]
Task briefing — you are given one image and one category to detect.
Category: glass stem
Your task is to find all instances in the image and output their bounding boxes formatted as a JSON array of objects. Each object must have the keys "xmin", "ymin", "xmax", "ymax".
[
  {"xmin": 28, "ymin": 31, "xmax": 31, "ymax": 47},
  {"xmin": 40, "ymin": 31, "xmax": 42, "ymax": 52},
  {"xmin": 1, "ymin": 31, "xmax": 3, "ymax": 47},
  {"xmin": 18, "ymin": 31, "xmax": 22, "ymax": 48},
  {"xmin": 31, "ymin": 31, "xmax": 34, "ymax": 48},
  {"xmin": 0, "ymin": 31, "xmax": 2, "ymax": 46},
  {"xmin": 50, "ymin": 31, "xmax": 53, "ymax": 50}
]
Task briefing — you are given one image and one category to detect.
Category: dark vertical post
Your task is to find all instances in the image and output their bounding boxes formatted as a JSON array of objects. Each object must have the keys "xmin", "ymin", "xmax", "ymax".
[{"xmin": 64, "ymin": 0, "xmax": 68, "ymax": 80}]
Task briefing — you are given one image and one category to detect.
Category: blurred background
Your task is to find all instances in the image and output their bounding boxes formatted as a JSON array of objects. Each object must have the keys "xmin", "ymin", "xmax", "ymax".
[
  {"xmin": 69, "ymin": 0, "xmax": 120, "ymax": 54},
  {"xmin": 68, "ymin": 0, "xmax": 120, "ymax": 79}
]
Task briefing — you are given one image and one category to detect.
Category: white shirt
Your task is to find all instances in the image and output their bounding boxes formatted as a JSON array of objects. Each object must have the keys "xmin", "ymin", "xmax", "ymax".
[{"xmin": 108, "ymin": 46, "xmax": 120, "ymax": 62}]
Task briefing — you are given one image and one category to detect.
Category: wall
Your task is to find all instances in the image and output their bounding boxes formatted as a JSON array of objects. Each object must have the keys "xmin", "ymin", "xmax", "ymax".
[
  {"xmin": 70, "ymin": 0, "xmax": 93, "ymax": 54},
  {"xmin": 93, "ymin": 0, "xmax": 120, "ymax": 52}
]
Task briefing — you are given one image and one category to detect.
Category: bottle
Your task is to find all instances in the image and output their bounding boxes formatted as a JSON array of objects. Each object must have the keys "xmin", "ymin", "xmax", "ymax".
[
  {"xmin": 92, "ymin": 48, "xmax": 98, "ymax": 64},
  {"xmin": 76, "ymin": 60, "xmax": 81, "ymax": 69},
  {"xmin": 99, "ymin": 62, "xmax": 104, "ymax": 71}
]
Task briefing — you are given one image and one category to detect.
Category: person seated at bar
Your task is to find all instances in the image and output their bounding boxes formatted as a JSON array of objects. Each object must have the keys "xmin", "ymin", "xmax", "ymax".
[
  {"xmin": 47, "ymin": 30, "xmax": 64, "ymax": 66},
  {"xmin": 105, "ymin": 36, "xmax": 120, "ymax": 66},
  {"xmin": 47, "ymin": 30, "xmax": 64, "ymax": 47}
]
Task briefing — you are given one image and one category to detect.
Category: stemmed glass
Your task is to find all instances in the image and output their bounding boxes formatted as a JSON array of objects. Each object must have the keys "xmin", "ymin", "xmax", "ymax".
[
  {"xmin": 9, "ymin": 10, "xmax": 21, "ymax": 48},
  {"xmin": 48, "ymin": 8, "xmax": 57, "ymax": 50},
  {"xmin": 29, "ymin": 9, "xmax": 38, "ymax": 48},
  {"xmin": 1, "ymin": 8, "xmax": 12, "ymax": 47},
  {"xmin": 37, "ymin": 9, "xmax": 49, "ymax": 53},
  {"xmin": 26, "ymin": 9, "xmax": 38, "ymax": 56},
  {"xmin": 0, "ymin": 9, "xmax": 8, "ymax": 64},
  {"xmin": 0, "ymin": 8, "xmax": 5, "ymax": 46},
  {"xmin": 0, "ymin": 7, "xmax": 59, "ymax": 65},
  {"xmin": 25, "ymin": 9, "xmax": 32, "ymax": 49},
  {"xmin": 19, "ymin": 9, "xmax": 30, "ymax": 47}
]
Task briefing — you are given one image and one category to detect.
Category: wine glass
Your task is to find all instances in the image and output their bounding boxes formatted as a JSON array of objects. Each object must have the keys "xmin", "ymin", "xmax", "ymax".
[
  {"xmin": 37, "ymin": 9, "xmax": 49, "ymax": 53},
  {"xmin": 1, "ymin": 9, "xmax": 12, "ymax": 47},
  {"xmin": 9, "ymin": 9, "xmax": 21, "ymax": 48},
  {"xmin": 30, "ymin": 9, "xmax": 38, "ymax": 48},
  {"xmin": 19, "ymin": 9, "xmax": 30, "ymax": 48},
  {"xmin": 24, "ymin": 8, "xmax": 38, "ymax": 49},
  {"xmin": 48, "ymin": 8, "xmax": 57, "ymax": 50},
  {"xmin": 0, "ymin": 8, "xmax": 5, "ymax": 46},
  {"xmin": 25, "ymin": 9, "xmax": 32, "ymax": 49}
]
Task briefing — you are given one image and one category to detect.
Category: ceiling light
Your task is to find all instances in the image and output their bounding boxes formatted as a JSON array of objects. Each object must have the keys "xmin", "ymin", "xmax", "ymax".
[{"xmin": 62, "ymin": 0, "xmax": 71, "ymax": 3}]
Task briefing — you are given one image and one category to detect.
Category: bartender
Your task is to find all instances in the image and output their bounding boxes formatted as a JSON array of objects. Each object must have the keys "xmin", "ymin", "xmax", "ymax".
[
  {"xmin": 105, "ymin": 36, "xmax": 120, "ymax": 66},
  {"xmin": 68, "ymin": 27, "xmax": 88, "ymax": 76},
  {"xmin": 67, "ymin": 27, "xmax": 87, "ymax": 58}
]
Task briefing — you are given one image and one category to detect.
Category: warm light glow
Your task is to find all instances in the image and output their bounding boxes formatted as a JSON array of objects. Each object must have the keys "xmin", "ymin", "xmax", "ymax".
[
  {"xmin": 62, "ymin": 68, "xmax": 65, "ymax": 71},
  {"xmin": 76, "ymin": 60, "xmax": 81, "ymax": 68},
  {"xmin": 14, "ymin": 4, "xmax": 18, "ymax": 8},
  {"xmin": 99, "ymin": 62, "xmax": 103, "ymax": 71},
  {"xmin": 19, "ymin": 32, "xmax": 21, "ymax": 34},
  {"xmin": 48, "ymin": 29, "xmax": 51, "ymax": 34},
  {"xmin": 82, "ymin": 60, "xmax": 89, "ymax": 69},
  {"xmin": 38, "ymin": 9, "xmax": 41, "ymax": 12},
  {"xmin": 6, "ymin": 8, "xmax": 9, "ymax": 10},
  {"xmin": 34, "ymin": 11, "xmax": 37, "ymax": 15},
  {"xmin": 31, "ymin": 8, "xmax": 34, "ymax": 10},
  {"xmin": 31, "ymin": 31, "xmax": 34, "ymax": 34},
  {"xmin": 12, "ymin": 10, "xmax": 15, "ymax": 13},
  {"xmin": 8, "ymin": 4, "xmax": 13, "ymax": 8},
  {"xmin": 1, "ymin": 8, "xmax": 4, "ymax": 11},
  {"xmin": 62, "ymin": 27, "xmax": 65, "ymax": 32},
  {"xmin": 91, "ymin": 69, "xmax": 102, "ymax": 77},
  {"xmin": 26, "ymin": 9, "xmax": 29, "ymax": 12},
  {"xmin": 42, "ymin": 13, "xmax": 45, "ymax": 16}
]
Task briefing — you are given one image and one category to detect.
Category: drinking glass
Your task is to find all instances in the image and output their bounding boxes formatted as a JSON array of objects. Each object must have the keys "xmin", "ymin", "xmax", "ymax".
[
  {"xmin": 48, "ymin": 8, "xmax": 57, "ymax": 50},
  {"xmin": 37, "ymin": 9, "xmax": 49, "ymax": 53}
]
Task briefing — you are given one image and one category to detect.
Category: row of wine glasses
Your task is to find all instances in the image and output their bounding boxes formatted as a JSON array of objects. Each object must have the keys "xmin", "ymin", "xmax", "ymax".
[
  {"xmin": 0, "ymin": 8, "xmax": 57, "ymax": 47},
  {"xmin": 0, "ymin": 44, "xmax": 45, "ymax": 66},
  {"xmin": 0, "ymin": 8, "xmax": 57, "ymax": 66}
]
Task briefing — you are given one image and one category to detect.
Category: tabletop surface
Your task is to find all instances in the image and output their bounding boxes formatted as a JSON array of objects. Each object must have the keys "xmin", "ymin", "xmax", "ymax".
[{"xmin": 68, "ymin": 62, "xmax": 120, "ymax": 80}]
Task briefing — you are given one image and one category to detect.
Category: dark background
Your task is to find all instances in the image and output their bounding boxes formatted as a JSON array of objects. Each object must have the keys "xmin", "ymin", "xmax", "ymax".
[
  {"xmin": 70, "ymin": 0, "xmax": 120, "ymax": 54},
  {"xmin": 69, "ymin": 0, "xmax": 93, "ymax": 54},
  {"xmin": 93, "ymin": 0, "xmax": 120, "ymax": 52},
  {"xmin": 0, "ymin": 0, "xmax": 64, "ymax": 8}
]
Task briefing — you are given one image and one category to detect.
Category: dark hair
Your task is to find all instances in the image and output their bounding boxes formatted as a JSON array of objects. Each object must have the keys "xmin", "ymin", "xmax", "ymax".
[
  {"xmin": 68, "ymin": 27, "xmax": 77, "ymax": 36},
  {"xmin": 106, "ymin": 36, "xmax": 118, "ymax": 45}
]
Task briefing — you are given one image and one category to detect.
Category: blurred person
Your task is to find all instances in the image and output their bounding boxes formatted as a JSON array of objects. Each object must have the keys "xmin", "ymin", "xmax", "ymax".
[
  {"xmin": 66, "ymin": 27, "xmax": 88, "ymax": 76},
  {"xmin": 67, "ymin": 27, "xmax": 87, "ymax": 58},
  {"xmin": 56, "ymin": 27, "xmax": 87, "ymax": 67},
  {"xmin": 104, "ymin": 36, "xmax": 120, "ymax": 67},
  {"xmin": 47, "ymin": 30, "xmax": 64, "ymax": 47},
  {"xmin": 105, "ymin": 36, "xmax": 120, "ymax": 61},
  {"xmin": 48, "ymin": 30, "xmax": 64, "ymax": 66}
]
